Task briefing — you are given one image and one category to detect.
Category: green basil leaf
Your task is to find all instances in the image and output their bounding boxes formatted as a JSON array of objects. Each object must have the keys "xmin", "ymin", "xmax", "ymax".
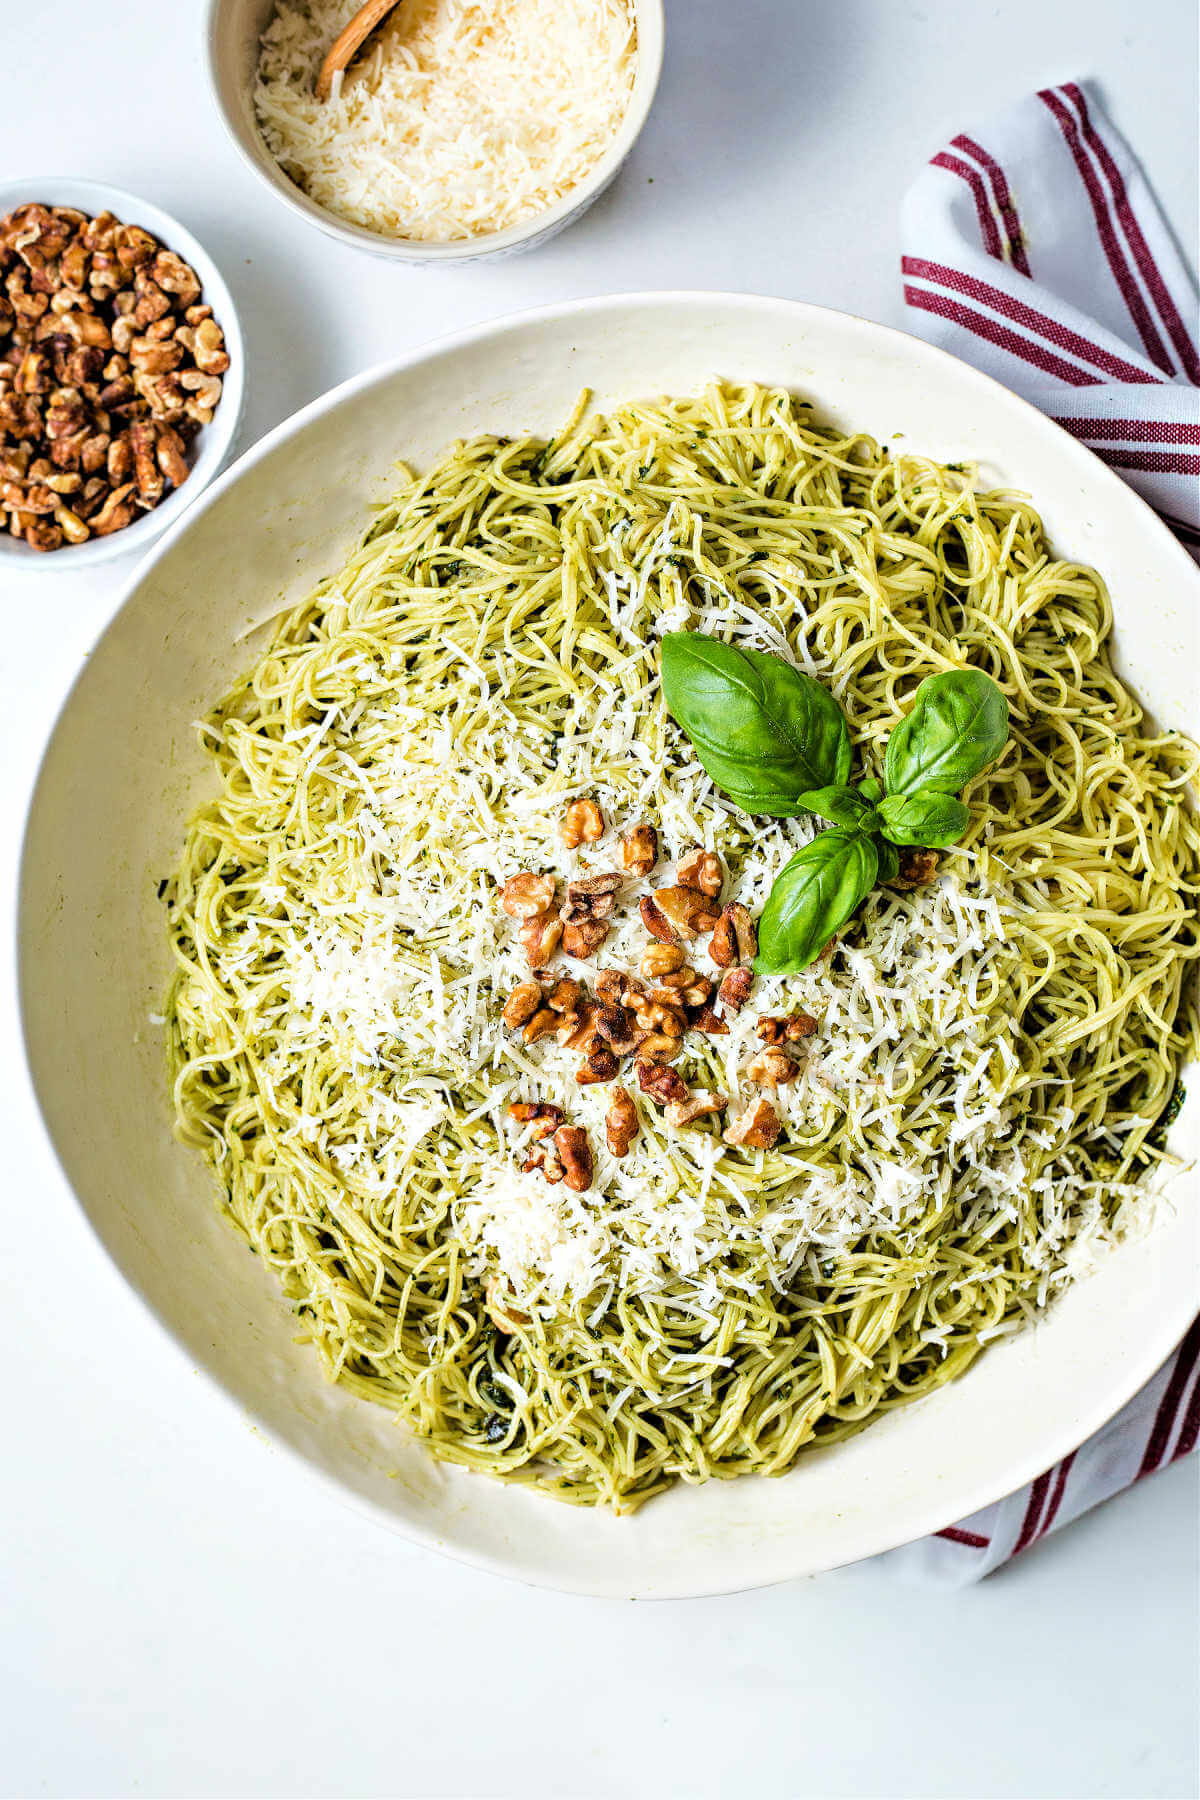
[
  {"xmin": 661, "ymin": 633, "xmax": 851, "ymax": 817},
  {"xmin": 874, "ymin": 837, "xmax": 900, "ymax": 883},
  {"xmin": 878, "ymin": 791, "xmax": 971, "ymax": 848},
  {"xmin": 883, "ymin": 670, "xmax": 1009, "ymax": 796},
  {"xmin": 754, "ymin": 828, "xmax": 878, "ymax": 975},
  {"xmin": 796, "ymin": 785, "xmax": 879, "ymax": 830},
  {"xmin": 858, "ymin": 777, "xmax": 883, "ymax": 803}
]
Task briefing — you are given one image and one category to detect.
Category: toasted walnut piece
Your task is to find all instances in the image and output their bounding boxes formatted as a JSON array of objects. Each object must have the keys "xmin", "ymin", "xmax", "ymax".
[
  {"xmin": 484, "ymin": 1275, "xmax": 531, "ymax": 1334},
  {"xmin": 60, "ymin": 310, "xmax": 111, "ymax": 351},
  {"xmin": 90, "ymin": 482, "xmax": 135, "ymax": 536},
  {"xmin": 14, "ymin": 348, "xmax": 50, "ymax": 394},
  {"xmin": 563, "ymin": 917, "xmax": 609, "ymax": 960},
  {"xmin": 190, "ymin": 316, "xmax": 230, "ymax": 375},
  {"xmin": 658, "ymin": 966, "xmax": 712, "ymax": 1009},
  {"xmin": 54, "ymin": 504, "xmax": 88, "ymax": 545},
  {"xmin": 554, "ymin": 1125, "xmax": 593, "ymax": 1192},
  {"xmin": 576, "ymin": 1045, "xmax": 619, "ymax": 1086},
  {"xmin": 150, "ymin": 249, "xmax": 201, "ymax": 304},
  {"xmin": 128, "ymin": 420, "xmax": 162, "ymax": 501},
  {"xmin": 78, "ymin": 432, "xmax": 109, "ymax": 475},
  {"xmin": 723, "ymin": 1097, "xmax": 782, "ymax": 1149},
  {"xmin": 665, "ymin": 1091, "xmax": 727, "ymax": 1128},
  {"xmin": 709, "ymin": 902, "xmax": 758, "ymax": 969},
  {"xmin": 131, "ymin": 272, "xmax": 172, "ymax": 328},
  {"xmin": 691, "ymin": 1005, "xmax": 729, "ymax": 1036},
  {"xmin": 636, "ymin": 1061, "xmax": 690, "ymax": 1105},
  {"xmin": 758, "ymin": 1012, "xmax": 819, "ymax": 1044},
  {"xmin": 620, "ymin": 823, "xmax": 658, "ymax": 878},
  {"xmin": 507, "ymin": 1100, "xmax": 563, "ymax": 1141},
  {"xmin": 562, "ymin": 870, "xmax": 620, "ymax": 924},
  {"xmin": 523, "ymin": 1138, "xmax": 565, "ymax": 1184},
  {"xmin": 567, "ymin": 871, "xmax": 621, "ymax": 900},
  {"xmin": 676, "ymin": 847, "xmax": 723, "ymax": 899},
  {"xmin": 501, "ymin": 982, "xmax": 543, "ymax": 1029},
  {"xmin": 65, "ymin": 343, "xmax": 104, "ymax": 388},
  {"xmin": 542, "ymin": 976, "xmax": 580, "ymax": 1013},
  {"xmin": 107, "ymin": 432, "xmax": 133, "ymax": 484},
  {"xmin": 634, "ymin": 995, "xmax": 686, "ymax": 1039},
  {"xmin": 594, "ymin": 1003, "xmax": 640, "ymax": 1055},
  {"xmin": 23, "ymin": 515, "xmax": 62, "ymax": 551},
  {"xmin": 522, "ymin": 1007, "xmax": 559, "ymax": 1045},
  {"xmin": 499, "ymin": 871, "xmax": 556, "ymax": 919},
  {"xmin": 155, "ymin": 424, "xmax": 190, "ymax": 488},
  {"xmin": 634, "ymin": 1030, "xmax": 681, "ymax": 1064},
  {"xmin": 605, "ymin": 1086, "xmax": 638, "ymax": 1158},
  {"xmin": 746, "ymin": 1046, "xmax": 799, "ymax": 1087},
  {"xmin": 45, "ymin": 388, "xmax": 86, "ymax": 439},
  {"xmin": 180, "ymin": 369, "xmax": 222, "ymax": 423},
  {"xmin": 559, "ymin": 1004, "xmax": 601, "ymax": 1053},
  {"xmin": 560, "ymin": 797, "xmax": 604, "ymax": 849},
  {"xmin": 519, "ymin": 912, "xmax": 562, "ymax": 970},
  {"xmin": 639, "ymin": 894, "xmax": 677, "ymax": 944},
  {"xmin": 640, "ymin": 941, "xmax": 684, "ymax": 979},
  {"xmin": 116, "ymin": 225, "xmax": 158, "ymax": 271},
  {"xmin": 651, "ymin": 885, "xmax": 722, "ymax": 940},
  {"xmin": 593, "ymin": 969, "xmax": 646, "ymax": 1009},
  {"xmin": 894, "ymin": 847, "xmax": 940, "ymax": 890},
  {"xmin": 76, "ymin": 476, "xmax": 107, "ymax": 519}
]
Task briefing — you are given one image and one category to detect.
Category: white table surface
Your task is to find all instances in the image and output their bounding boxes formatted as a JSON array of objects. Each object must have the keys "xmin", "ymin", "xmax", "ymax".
[{"xmin": 2, "ymin": 3, "xmax": 1198, "ymax": 1796}]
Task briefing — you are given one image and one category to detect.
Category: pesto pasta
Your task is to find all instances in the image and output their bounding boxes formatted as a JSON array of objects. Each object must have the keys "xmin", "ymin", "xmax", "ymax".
[{"xmin": 163, "ymin": 383, "xmax": 1200, "ymax": 1510}]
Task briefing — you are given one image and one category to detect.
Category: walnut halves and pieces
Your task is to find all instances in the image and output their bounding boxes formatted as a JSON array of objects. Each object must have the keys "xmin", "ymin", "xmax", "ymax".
[{"xmin": 0, "ymin": 203, "xmax": 230, "ymax": 552}]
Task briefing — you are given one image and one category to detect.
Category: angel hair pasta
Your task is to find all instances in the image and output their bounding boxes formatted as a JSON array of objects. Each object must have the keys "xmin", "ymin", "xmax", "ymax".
[{"xmin": 163, "ymin": 383, "xmax": 1200, "ymax": 1510}]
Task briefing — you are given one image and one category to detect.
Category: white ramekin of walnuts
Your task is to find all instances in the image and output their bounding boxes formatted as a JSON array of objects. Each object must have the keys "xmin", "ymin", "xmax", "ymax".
[{"xmin": 0, "ymin": 178, "xmax": 245, "ymax": 566}]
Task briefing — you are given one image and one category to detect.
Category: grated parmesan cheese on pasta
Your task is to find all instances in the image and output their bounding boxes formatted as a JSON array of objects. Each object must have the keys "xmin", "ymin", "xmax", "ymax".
[
  {"xmin": 254, "ymin": 0, "xmax": 638, "ymax": 242},
  {"xmin": 181, "ymin": 490, "xmax": 1164, "ymax": 1343}
]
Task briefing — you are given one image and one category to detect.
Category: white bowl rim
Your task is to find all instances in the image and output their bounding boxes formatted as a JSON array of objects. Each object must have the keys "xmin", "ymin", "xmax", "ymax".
[
  {"xmin": 17, "ymin": 289, "xmax": 1200, "ymax": 1596},
  {"xmin": 0, "ymin": 174, "xmax": 246, "ymax": 569},
  {"xmin": 203, "ymin": 0, "xmax": 665, "ymax": 261}
]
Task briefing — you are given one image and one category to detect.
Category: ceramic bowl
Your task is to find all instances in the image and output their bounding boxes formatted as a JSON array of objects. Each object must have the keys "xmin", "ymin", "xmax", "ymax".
[
  {"xmin": 206, "ymin": 0, "xmax": 665, "ymax": 263},
  {"xmin": 0, "ymin": 177, "xmax": 246, "ymax": 569},
  {"xmin": 19, "ymin": 293, "xmax": 1200, "ymax": 1595}
]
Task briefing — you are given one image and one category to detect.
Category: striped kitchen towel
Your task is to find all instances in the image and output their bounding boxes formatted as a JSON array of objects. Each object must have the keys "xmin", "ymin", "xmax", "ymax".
[
  {"xmin": 881, "ymin": 82, "xmax": 1199, "ymax": 1582},
  {"xmin": 901, "ymin": 79, "xmax": 1199, "ymax": 554}
]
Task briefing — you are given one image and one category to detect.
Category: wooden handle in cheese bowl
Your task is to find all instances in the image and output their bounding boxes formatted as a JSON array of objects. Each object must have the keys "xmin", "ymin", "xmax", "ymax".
[{"xmin": 315, "ymin": 0, "xmax": 404, "ymax": 102}]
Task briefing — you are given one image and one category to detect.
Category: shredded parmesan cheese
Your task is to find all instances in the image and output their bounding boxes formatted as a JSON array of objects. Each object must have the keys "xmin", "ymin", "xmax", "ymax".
[{"xmin": 255, "ymin": 0, "xmax": 638, "ymax": 242}]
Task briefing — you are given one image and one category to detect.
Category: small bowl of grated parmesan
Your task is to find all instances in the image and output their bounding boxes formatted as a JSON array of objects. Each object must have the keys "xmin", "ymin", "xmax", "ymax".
[{"xmin": 207, "ymin": 0, "xmax": 663, "ymax": 261}]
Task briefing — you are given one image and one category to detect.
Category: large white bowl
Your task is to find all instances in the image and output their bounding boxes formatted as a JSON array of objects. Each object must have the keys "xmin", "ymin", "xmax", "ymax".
[
  {"xmin": 19, "ymin": 294, "xmax": 1200, "ymax": 1597},
  {"xmin": 206, "ymin": 0, "xmax": 664, "ymax": 263}
]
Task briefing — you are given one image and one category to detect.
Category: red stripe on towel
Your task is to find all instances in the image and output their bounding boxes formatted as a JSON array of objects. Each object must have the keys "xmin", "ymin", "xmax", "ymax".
[
  {"xmin": 931, "ymin": 151, "xmax": 1004, "ymax": 259},
  {"xmin": 1033, "ymin": 1453, "xmax": 1077, "ymax": 1544},
  {"xmin": 1089, "ymin": 447, "xmax": 1200, "ymax": 476},
  {"xmin": 952, "ymin": 134, "xmax": 1033, "ymax": 275},
  {"xmin": 1139, "ymin": 1317, "xmax": 1200, "ymax": 1476},
  {"xmin": 936, "ymin": 1527, "xmax": 991, "ymax": 1548},
  {"xmin": 1062, "ymin": 83, "xmax": 1200, "ymax": 384},
  {"xmin": 1013, "ymin": 1470, "xmax": 1054, "ymax": 1555},
  {"xmin": 1039, "ymin": 87, "xmax": 1175, "ymax": 376},
  {"xmin": 902, "ymin": 257, "xmax": 1160, "ymax": 383},
  {"xmin": 1051, "ymin": 417, "xmax": 1200, "ymax": 445},
  {"xmin": 903, "ymin": 285, "xmax": 1098, "ymax": 385}
]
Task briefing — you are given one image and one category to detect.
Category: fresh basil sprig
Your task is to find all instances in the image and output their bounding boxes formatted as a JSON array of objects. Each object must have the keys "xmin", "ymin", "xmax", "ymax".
[
  {"xmin": 876, "ymin": 791, "xmax": 971, "ymax": 848},
  {"xmin": 756, "ymin": 829, "xmax": 879, "ymax": 975},
  {"xmin": 883, "ymin": 669, "xmax": 1009, "ymax": 796},
  {"xmin": 795, "ymin": 785, "xmax": 880, "ymax": 830},
  {"xmin": 660, "ymin": 634, "xmax": 851, "ymax": 816},
  {"xmin": 660, "ymin": 632, "xmax": 1009, "ymax": 974}
]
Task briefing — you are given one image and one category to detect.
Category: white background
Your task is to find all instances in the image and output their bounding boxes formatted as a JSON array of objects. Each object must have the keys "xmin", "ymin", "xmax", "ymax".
[{"xmin": 2, "ymin": 3, "xmax": 1198, "ymax": 1796}]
